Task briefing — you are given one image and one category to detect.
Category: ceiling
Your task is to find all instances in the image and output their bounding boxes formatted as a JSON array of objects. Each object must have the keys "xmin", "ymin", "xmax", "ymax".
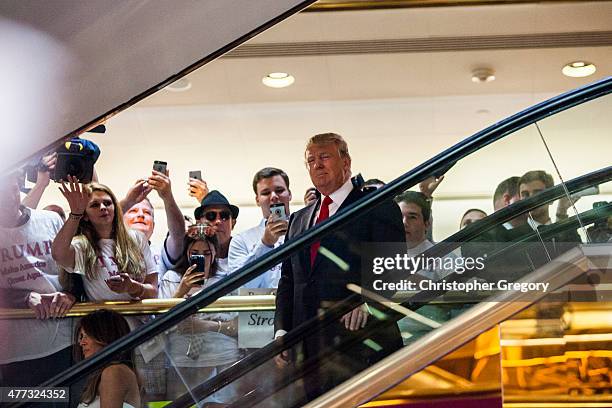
[{"xmin": 32, "ymin": 1, "xmax": 612, "ymax": 241}]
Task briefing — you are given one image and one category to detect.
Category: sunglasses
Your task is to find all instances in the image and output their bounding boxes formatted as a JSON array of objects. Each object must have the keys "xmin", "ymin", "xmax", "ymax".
[{"xmin": 204, "ymin": 210, "xmax": 231, "ymax": 222}]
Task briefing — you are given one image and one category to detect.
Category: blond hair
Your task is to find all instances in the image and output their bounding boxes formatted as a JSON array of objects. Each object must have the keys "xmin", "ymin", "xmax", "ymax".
[
  {"xmin": 305, "ymin": 132, "xmax": 351, "ymax": 160},
  {"xmin": 76, "ymin": 183, "xmax": 145, "ymax": 281}
]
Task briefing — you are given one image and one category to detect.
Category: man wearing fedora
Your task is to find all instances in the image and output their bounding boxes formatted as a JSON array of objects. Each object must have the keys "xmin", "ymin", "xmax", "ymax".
[{"xmin": 194, "ymin": 191, "xmax": 239, "ymax": 271}]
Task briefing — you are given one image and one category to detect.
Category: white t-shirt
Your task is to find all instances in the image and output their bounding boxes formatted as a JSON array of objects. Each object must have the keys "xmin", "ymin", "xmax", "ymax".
[
  {"xmin": 150, "ymin": 241, "xmax": 171, "ymax": 279},
  {"xmin": 0, "ymin": 209, "xmax": 72, "ymax": 364},
  {"xmin": 61, "ymin": 230, "xmax": 157, "ymax": 301},
  {"xmin": 159, "ymin": 257, "xmax": 241, "ymax": 367}
]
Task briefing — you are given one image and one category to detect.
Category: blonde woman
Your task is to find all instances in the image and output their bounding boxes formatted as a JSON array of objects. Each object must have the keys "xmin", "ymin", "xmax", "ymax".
[{"xmin": 52, "ymin": 176, "xmax": 158, "ymax": 301}]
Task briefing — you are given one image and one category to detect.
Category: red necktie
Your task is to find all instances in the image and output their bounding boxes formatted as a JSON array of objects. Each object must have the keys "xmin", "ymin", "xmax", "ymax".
[{"xmin": 310, "ymin": 196, "xmax": 333, "ymax": 267}]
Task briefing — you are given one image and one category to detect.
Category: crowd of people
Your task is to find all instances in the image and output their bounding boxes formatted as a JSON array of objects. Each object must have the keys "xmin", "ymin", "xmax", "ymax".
[{"xmin": 0, "ymin": 131, "xmax": 603, "ymax": 406}]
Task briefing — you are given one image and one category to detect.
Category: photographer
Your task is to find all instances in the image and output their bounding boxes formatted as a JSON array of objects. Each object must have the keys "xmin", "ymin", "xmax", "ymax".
[{"xmin": 21, "ymin": 152, "xmax": 56, "ymax": 209}]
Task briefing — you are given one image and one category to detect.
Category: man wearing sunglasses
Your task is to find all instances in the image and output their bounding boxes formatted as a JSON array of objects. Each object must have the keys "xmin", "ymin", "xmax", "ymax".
[
  {"xmin": 274, "ymin": 133, "xmax": 405, "ymax": 399},
  {"xmin": 194, "ymin": 190, "xmax": 239, "ymax": 275},
  {"xmin": 229, "ymin": 167, "xmax": 292, "ymax": 289}
]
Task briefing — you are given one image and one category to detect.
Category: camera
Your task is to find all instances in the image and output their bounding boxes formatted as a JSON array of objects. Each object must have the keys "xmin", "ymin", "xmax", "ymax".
[
  {"xmin": 189, "ymin": 254, "xmax": 206, "ymax": 285},
  {"xmin": 270, "ymin": 203, "xmax": 287, "ymax": 220},
  {"xmin": 53, "ymin": 139, "xmax": 97, "ymax": 183}
]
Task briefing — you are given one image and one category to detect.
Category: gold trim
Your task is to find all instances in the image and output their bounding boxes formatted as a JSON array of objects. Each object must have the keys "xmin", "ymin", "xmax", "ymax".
[
  {"xmin": 0, "ymin": 295, "xmax": 276, "ymax": 319},
  {"xmin": 505, "ymin": 402, "xmax": 612, "ymax": 407},
  {"xmin": 307, "ymin": 0, "xmax": 611, "ymax": 12}
]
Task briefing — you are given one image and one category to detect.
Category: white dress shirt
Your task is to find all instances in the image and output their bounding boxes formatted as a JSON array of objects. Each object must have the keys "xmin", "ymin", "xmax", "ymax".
[
  {"xmin": 313, "ymin": 177, "xmax": 354, "ymax": 223},
  {"xmin": 228, "ymin": 218, "xmax": 284, "ymax": 289}
]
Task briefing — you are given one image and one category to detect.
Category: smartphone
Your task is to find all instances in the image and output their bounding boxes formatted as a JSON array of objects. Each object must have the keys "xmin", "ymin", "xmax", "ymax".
[
  {"xmin": 190, "ymin": 254, "xmax": 206, "ymax": 285},
  {"xmin": 570, "ymin": 185, "xmax": 599, "ymax": 200},
  {"xmin": 153, "ymin": 160, "xmax": 167, "ymax": 174},
  {"xmin": 189, "ymin": 170, "xmax": 202, "ymax": 181},
  {"xmin": 270, "ymin": 203, "xmax": 287, "ymax": 220}
]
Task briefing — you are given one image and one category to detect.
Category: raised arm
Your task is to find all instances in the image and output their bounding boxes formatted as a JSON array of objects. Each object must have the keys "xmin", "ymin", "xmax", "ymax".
[
  {"xmin": 21, "ymin": 153, "xmax": 56, "ymax": 209},
  {"xmin": 52, "ymin": 176, "xmax": 90, "ymax": 269},
  {"xmin": 119, "ymin": 179, "xmax": 152, "ymax": 213},
  {"xmin": 148, "ymin": 169, "xmax": 185, "ymax": 260}
]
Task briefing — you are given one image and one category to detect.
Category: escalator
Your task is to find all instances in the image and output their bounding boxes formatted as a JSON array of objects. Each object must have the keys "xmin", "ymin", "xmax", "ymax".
[{"xmin": 4, "ymin": 76, "xmax": 603, "ymax": 407}]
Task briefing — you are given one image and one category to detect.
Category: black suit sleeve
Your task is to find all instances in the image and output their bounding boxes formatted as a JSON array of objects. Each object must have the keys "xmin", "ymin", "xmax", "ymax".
[
  {"xmin": 370, "ymin": 199, "xmax": 406, "ymax": 245},
  {"xmin": 275, "ymin": 213, "xmax": 296, "ymax": 333}
]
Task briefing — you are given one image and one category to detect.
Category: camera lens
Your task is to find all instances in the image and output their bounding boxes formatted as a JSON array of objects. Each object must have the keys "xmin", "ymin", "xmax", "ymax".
[{"xmin": 68, "ymin": 160, "xmax": 84, "ymax": 177}]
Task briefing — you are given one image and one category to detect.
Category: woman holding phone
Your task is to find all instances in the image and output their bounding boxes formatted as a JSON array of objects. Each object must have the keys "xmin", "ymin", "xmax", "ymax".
[
  {"xmin": 159, "ymin": 223, "xmax": 241, "ymax": 402},
  {"xmin": 52, "ymin": 177, "xmax": 158, "ymax": 301}
]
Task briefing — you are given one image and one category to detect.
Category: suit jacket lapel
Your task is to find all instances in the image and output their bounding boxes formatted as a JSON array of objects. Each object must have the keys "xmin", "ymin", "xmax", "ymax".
[{"xmin": 312, "ymin": 187, "xmax": 361, "ymax": 272}]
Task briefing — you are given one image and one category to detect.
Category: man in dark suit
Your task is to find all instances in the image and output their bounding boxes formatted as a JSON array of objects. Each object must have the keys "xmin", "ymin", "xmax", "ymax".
[{"xmin": 274, "ymin": 132, "xmax": 405, "ymax": 399}]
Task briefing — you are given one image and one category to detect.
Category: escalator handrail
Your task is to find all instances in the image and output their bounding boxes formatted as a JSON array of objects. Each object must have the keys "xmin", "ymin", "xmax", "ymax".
[
  {"xmin": 420, "ymin": 165, "xmax": 612, "ymax": 260},
  {"xmin": 40, "ymin": 76, "xmax": 611, "ymax": 389},
  {"xmin": 165, "ymin": 167, "xmax": 612, "ymax": 407}
]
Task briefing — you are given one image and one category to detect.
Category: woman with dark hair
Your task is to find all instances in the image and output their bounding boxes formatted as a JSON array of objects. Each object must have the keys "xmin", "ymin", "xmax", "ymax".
[
  {"xmin": 52, "ymin": 177, "xmax": 158, "ymax": 301},
  {"xmin": 75, "ymin": 309, "xmax": 141, "ymax": 408},
  {"xmin": 159, "ymin": 223, "xmax": 241, "ymax": 402}
]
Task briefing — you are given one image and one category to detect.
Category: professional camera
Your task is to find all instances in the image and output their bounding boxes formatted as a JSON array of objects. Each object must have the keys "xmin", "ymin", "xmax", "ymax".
[{"xmin": 52, "ymin": 138, "xmax": 99, "ymax": 183}]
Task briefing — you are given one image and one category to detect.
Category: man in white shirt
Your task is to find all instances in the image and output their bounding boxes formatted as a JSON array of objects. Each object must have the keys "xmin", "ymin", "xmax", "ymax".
[
  {"xmin": 229, "ymin": 168, "xmax": 291, "ymax": 289},
  {"xmin": 395, "ymin": 191, "xmax": 456, "ymax": 280},
  {"xmin": 0, "ymin": 170, "xmax": 76, "ymax": 386}
]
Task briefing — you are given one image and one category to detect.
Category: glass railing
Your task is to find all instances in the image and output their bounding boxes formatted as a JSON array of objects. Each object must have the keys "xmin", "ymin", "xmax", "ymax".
[
  {"xmin": 2, "ymin": 77, "xmax": 610, "ymax": 407},
  {"xmin": 164, "ymin": 173, "xmax": 611, "ymax": 408}
]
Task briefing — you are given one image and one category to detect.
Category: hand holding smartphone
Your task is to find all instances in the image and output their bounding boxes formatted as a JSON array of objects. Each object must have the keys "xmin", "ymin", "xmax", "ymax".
[
  {"xmin": 189, "ymin": 170, "xmax": 202, "ymax": 181},
  {"xmin": 153, "ymin": 160, "xmax": 167, "ymax": 174},
  {"xmin": 190, "ymin": 254, "xmax": 206, "ymax": 285},
  {"xmin": 270, "ymin": 203, "xmax": 287, "ymax": 221}
]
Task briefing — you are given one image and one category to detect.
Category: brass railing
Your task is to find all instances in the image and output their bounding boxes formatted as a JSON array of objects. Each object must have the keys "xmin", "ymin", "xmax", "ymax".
[{"xmin": 0, "ymin": 295, "xmax": 276, "ymax": 319}]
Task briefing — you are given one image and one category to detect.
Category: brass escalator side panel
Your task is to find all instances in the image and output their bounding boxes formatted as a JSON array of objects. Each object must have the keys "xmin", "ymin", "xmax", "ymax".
[{"xmin": 363, "ymin": 327, "xmax": 502, "ymax": 406}]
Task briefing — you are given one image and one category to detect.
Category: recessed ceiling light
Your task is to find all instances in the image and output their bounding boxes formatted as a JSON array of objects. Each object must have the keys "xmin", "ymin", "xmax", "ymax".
[
  {"xmin": 562, "ymin": 61, "xmax": 596, "ymax": 78},
  {"xmin": 471, "ymin": 68, "xmax": 495, "ymax": 83},
  {"xmin": 262, "ymin": 72, "xmax": 295, "ymax": 88},
  {"xmin": 164, "ymin": 77, "xmax": 191, "ymax": 92}
]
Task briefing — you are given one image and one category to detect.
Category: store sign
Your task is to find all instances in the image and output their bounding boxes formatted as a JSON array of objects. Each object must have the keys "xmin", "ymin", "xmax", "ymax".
[{"xmin": 238, "ymin": 288, "xmax": 276, "ymax": 348}]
